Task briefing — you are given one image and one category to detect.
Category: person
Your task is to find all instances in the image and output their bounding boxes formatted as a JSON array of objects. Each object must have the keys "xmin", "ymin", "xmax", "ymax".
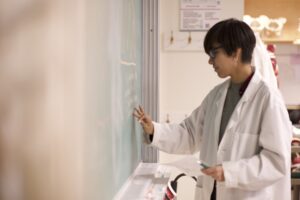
[{"xmin": 133, "ymin": 18, "xmax": 292, "ymax": 200}]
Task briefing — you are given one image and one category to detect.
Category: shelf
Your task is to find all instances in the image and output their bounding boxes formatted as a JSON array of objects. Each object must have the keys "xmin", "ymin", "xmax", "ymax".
[
  {"xmin": 292, "ymin": 178, "xmax": 300, "ymax": 184},
  {"xmin": 245, "ymin": 0, "xmax": 300, "ymax": 43},
  {"xmin": 263, "ymin": 39, "xmax": 295, "ymax": 44},
  {"xmin": 287, "ymin": 105, "xmax": 300, "ymax": 110}
]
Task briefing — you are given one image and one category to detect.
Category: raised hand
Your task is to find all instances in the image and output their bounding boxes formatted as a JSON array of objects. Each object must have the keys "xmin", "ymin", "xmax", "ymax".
[{"xmin": 133, "ymin": 106, "xmax": 154, "ymax": 135}]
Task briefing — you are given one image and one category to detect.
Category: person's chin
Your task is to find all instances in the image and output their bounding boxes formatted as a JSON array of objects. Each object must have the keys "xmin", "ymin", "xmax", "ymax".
[{"xmin": 217, "ymin": 72, "xmax": 227, "ymax": 78}]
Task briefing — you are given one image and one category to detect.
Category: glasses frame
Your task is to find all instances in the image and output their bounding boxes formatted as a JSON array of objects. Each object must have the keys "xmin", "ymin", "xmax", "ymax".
[{"xmin": 209, "ymin": 46, "xmax": 223, "ymax": 59}]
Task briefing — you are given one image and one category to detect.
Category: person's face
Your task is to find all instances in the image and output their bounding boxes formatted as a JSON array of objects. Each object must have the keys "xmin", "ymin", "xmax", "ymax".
[{"xmin": 208, "ymin": 44, "xmax": 237, "ymax": 78}]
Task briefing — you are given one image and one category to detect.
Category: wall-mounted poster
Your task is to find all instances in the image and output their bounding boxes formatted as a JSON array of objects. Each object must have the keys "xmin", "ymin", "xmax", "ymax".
[{"xmin": 180, "ymin": 0, "xmax": 221, "ymax": 31}]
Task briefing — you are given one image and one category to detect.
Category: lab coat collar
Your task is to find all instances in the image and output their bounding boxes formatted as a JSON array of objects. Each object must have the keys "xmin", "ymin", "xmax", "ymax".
[
  {"xmin": 239, "ymin": 69, "xmax": 262, "ymax": 103},
  {"xmin": 214, "ymin": 69, "xmax": 263, "ymax": 108},
  {"xmin": 214, "ymin": 69, "xmax": 263, "ymax": 151},
  {"xmin": 216, "ymin": 70, "xmax": 262, "ymax": 102}
]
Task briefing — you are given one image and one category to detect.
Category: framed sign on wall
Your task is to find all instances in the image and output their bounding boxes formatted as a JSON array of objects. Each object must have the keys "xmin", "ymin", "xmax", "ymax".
[{"xmin": 180, "ymin": 0, "xmax": 221, "ymax": 31}]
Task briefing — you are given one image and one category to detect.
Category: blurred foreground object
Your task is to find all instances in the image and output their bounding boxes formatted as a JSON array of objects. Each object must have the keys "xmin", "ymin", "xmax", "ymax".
[{"xmin": 0, "ymin": 0, "xmax": 85, "ymax": 199}]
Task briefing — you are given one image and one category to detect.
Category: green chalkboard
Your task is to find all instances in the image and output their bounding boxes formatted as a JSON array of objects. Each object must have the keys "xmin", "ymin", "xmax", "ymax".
[{"xmin": 85, "ymin": 0, "xmax": 142, "ymax": 199}]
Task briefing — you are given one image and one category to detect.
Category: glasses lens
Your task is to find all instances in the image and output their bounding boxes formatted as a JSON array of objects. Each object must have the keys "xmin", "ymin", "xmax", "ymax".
[
  {"xmin": 209, "ymin": 50, "xmax": 216, "ymax": 58},
  {"xmin": 209, "ymin": 46, "xmax": 222, "ymax": 59}
]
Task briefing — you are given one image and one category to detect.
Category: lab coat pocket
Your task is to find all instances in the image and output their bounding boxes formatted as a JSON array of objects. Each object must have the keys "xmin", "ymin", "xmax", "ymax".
[{"xmin": 232, "ymin": 132, "xmax": 259, "ymax": 160}]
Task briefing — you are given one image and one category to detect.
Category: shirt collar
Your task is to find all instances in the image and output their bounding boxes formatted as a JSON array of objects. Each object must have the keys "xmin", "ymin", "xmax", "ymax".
[{"xmin": 239, "ymin": 67, "xmax": 255, "ymax": 96}]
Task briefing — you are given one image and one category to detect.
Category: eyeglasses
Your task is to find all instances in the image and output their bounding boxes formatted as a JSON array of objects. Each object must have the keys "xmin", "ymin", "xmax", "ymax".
[{"xmin": 209, "ymin": 46, "xmax": 223, "ymax": 59}]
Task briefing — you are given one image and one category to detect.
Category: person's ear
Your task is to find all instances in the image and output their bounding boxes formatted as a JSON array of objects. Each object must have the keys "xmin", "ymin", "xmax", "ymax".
[{"xmin": 233, "ymin": 48, "xmax": 242, "ymax": 64}]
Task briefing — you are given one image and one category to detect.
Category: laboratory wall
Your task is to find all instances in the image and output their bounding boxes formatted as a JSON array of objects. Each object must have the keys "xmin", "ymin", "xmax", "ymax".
[{"xmin": 275, "ymin": 44, "xmax": 300, "ymax": 105}]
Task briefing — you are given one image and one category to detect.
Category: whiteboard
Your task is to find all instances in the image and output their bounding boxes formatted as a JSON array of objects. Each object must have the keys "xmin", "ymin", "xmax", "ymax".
[{"xmin": 85, "ymin": 0, "xmax": 142, "ymax": 199}]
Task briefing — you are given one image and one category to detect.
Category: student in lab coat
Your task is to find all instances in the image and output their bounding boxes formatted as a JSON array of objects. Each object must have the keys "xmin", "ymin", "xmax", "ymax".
[{"xmin": 134, "ymin": 18, "xmax": 292, "ymax": 200}]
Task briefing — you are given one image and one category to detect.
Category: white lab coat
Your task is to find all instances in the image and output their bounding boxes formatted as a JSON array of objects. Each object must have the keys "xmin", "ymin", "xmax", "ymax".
[{"xmin": 148, "ymin": 71, "xmax": 292, "ymax": 200}]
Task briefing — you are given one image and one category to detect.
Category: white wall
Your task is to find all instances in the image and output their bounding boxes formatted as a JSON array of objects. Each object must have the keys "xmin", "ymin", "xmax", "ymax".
[{"xmin": 275, "ymin": 44, "xmax": 300, "ymax": 105}]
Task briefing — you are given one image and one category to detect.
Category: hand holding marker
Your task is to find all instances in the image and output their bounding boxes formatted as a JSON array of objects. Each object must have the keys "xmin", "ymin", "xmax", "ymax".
[
  {"xmin": 197, "ymin": 160, "xmax": 210, "ymax": 169},
  {"xmin": 198, "ymin": 161, "xmax": 225, "ymax": 182}
]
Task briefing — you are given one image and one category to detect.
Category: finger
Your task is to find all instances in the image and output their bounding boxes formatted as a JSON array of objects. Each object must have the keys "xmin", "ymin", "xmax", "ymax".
[
  {"xmin": 201, "ymin": 169, "xmax": 212, "ymax": 176},
  {"xmin": 205, "ymin": 172, "xmax": 215, "ymax": 176},
  {"xmin": 134, "ymin": 107, "xmax": 141, "ymax": 115},
  {"xmin": 134, "ymin": 107, "xmax": 143, "ymax": 116},
  {"xmin": 133, "ymin": 109, "xmax": 142, "ymax": 117},
  {"xmin": 133, "ymin": 112, "xmax": 141, "ymax": 119},
  {"xmin": 202, "ymin": 167, "xmax": 215, "ymax": 174},
  {"xmin": 215, "ymin": 175, "xmax": 222, "ymax": 181},
  {"xmin": 207, "ymin": 172, "xmax": 217, "ymax": 180},
  {"xmin": 139, "ymin": 119, "xmax": 146, "ymax": 126},
  {"xmin": 139, "ymin": 105, "xmax": 145, "ymax": 114},
  {"xmin": 202, "ymin": 171, "xmax": 216, "ymax": 180},
  {"xmin": 139, "ymin": 115, "xmax": 147, "ymax": 124},
  {"xmin": 139, "ymin": 120, "xmax": 149, "ymax": 129}
]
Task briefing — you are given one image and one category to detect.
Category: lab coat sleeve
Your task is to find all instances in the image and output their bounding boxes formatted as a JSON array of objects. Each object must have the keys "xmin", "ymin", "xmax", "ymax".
[
  {"xmin": 148, "ymin": 99, "xmax": 208, "ymax": 154},
  {"xmin": 222, "ymin": 90, "xmax": 292, "ymax": 191}
]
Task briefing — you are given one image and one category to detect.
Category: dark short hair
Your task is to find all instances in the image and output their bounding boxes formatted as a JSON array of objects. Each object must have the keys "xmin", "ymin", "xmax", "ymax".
[{"xmin": 204, "ymin": 18, "xmax": 256, "ymax": 64}]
